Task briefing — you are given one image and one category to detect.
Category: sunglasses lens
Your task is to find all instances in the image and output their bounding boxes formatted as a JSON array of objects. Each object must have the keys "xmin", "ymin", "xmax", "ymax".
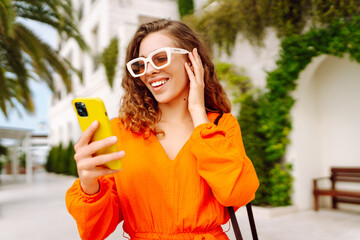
[
  {"xmin": 130, "ymin": 60, "xmax": 145, "ymax": 75},
  {"xmin": 152, "ymin": 51, "xmax": 168, "ymax": 68}
]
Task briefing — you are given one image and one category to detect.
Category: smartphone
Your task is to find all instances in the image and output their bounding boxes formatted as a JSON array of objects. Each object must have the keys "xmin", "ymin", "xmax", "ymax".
[{"xmin": 72, "ymin": 97, "xmax": 122, "ymax": 170}]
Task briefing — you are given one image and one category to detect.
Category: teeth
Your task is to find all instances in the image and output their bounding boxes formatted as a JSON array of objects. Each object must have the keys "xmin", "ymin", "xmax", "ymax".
[{"xmin": 151, "ymin": 80, "xmax": 167, "ymax": 87}]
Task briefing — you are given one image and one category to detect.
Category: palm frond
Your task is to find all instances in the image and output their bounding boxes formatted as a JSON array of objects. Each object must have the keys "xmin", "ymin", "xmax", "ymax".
[
  {"xmin": 0, "ymin": 0, "xmax": 16, "ymax": 36},
  {"xmin": 13, "ymin": 0, "xmax": 88, "ymax": 50},
  {"xmin": 2, "ymin": 36, "xmax": 30, "ymax": 99},
  {"xmin": 0, "ymin": 67, "xmax": 9, "ymax": 116},
  {"xmin": 0, "ymin": 0, "xmax": 87, "ymax": 117},
  {"xmin": 38, "ymin": 40, "xmax": 71, "ymax": 92},
  {"xmin": 14, "ymin": 23, "xmax": 53, "ymax": 88}
]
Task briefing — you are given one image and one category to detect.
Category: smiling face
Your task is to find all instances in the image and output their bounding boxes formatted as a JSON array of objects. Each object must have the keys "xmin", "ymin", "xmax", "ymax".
[{"xmin": 138, "ymin": 31, "xmax": 190, "ymax": 104}]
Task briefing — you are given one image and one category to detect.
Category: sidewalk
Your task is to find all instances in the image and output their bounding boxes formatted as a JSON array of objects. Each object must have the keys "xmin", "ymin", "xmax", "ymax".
[{"xmin": 0, "ymin": 171, "xmax": 359, "ymax": 240}]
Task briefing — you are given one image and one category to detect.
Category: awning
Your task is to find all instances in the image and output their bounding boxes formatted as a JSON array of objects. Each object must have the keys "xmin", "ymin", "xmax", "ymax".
[{"xmin": 0, "ymin": 126, "xmax": 33, "ymax": 183}]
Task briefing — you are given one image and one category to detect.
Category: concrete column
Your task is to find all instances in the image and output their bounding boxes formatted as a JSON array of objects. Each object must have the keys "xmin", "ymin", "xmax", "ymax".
[
  {"xmin": 10, "ymin": 144, "xmax": 19, "ymax": 181},
  {"xmin": 24, "ymin": 133, "xmax": 32, "ymax": 183}
]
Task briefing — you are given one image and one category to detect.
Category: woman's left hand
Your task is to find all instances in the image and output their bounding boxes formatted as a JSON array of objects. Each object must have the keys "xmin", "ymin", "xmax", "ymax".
[{"xmin": 184, "ymin": 48, "xmax": 209, "ymax": 127}]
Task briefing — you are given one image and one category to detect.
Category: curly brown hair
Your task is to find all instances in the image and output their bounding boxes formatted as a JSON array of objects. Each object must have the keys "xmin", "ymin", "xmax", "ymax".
[{"xmin": 120, "ymin": 19, "xmax": 231, "ymax": 138}]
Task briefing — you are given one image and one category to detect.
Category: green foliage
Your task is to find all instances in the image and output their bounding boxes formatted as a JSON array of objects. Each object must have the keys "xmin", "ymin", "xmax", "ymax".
[
  {"xmin": 184, "ymin": 0, "xmax": 360, "ymax": 52},
  {"xmin": 56, "ymin": 143, "xmax": 66, "ymax": 174},
  {"xmin": 45, "ymin": 147, "xmax": 54, "ymax": 172},
  {"xmin": 183, "ymin": 0, "xmax": 242, "ymax": 54},
  {"xmin": 0, "ymin": 144, "xmax": 8, "ymax": 156},
  {"xmin": 214, "ymin": 62, "xmax": 252, "ymax": 103},
  {"xmin": 101, "ymin": 36, "xmax": 119, "ymax": 88},
  {"xmin": 215, "ymin": 62, "xmax": 270, "ymax": 206},
  {"xmin": 45, "ymin": 141, "xmax": 77, "ymax": 177},
  {"xmin": 0, "ymin": 0, "xmax": 16, "ymax": 36},
  {"xmin": 259, "ymin": 16, "xmax": 360, "ymax": 165},
  {"xmin": 178, "ymin": 0, "xmax": 194, "ymax": 19},
  {"xmin": 19, "ymin": 152, "xmax": 26, "ymax": 167},
  {"xmin": 312, "ymin": 0, "xmax": 360, "ymax": 24},
  {"xmin": 243, "ymin": 16, "xmax": 360, "ymax": 206},
  {"xmin": 0, "ymin": 144, "xmax": 7, "ymax": 171},
  {"xmin": 238, "ymin": 94, "xmax": 273, "ymax": 206},
  {"xmin": 268, "ymin": 163, "xmax": 293, "ymax": 206},
  {"xmin": 0, "ymin": 0, "xmax": 88, "ymax": 118},
  {"xmin": 67, "ymin": 141, "xmax": 77, "ymax": 177}
]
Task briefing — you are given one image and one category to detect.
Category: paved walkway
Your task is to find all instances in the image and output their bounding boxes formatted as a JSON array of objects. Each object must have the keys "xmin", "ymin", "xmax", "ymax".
[{"xmin": 0, "ymin": 171, "xmax": 359, "ymax": 240}]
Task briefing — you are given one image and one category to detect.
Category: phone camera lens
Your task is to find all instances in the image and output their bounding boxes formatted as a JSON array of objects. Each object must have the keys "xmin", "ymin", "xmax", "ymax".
[{"xmin": 75, "ymin": 102, "xmax": 88, "ymax": 117}]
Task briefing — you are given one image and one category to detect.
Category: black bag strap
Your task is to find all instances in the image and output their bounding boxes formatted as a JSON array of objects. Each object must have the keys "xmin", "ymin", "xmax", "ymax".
[
  {"xmin": 246, "ymin": 202, "xmax": 258, "ymax": 240},
  {"xmin": 213, "ymin": 112, "xmax": 223, "ymax": 125},
  {"xmin": 213, "ymin": 112, "xmax": 258, "ymax": 240},
  {"xmin": 228, "ymin": 206, "xmax": 243, "ymax": 240}
]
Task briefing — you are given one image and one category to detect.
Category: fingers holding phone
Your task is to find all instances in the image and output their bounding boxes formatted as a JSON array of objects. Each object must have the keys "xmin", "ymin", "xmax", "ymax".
[
  {"xmin": 74, "ymin": 124, "xmax": 124, "ymax": 194},
  {"xmin": 74, "ymin": 126, "xmax": 124, "ymax": 170}
]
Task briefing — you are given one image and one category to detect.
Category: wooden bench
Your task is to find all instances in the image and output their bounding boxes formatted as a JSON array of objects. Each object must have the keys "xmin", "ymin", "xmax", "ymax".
[{"xmin": 313, "ymin": 167, "xmax": 360, "ymax": 211}]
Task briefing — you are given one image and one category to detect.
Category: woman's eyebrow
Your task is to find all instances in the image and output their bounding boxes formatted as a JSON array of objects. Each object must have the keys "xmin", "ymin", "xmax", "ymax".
[{"xmin": 139, "ymin": 48, "xmax": 161, "ymax": 58}]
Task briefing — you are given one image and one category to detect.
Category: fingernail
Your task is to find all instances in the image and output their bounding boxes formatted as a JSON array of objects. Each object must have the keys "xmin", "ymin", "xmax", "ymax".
[
  {"xmin": 91, "ymin": 120, "xmax": 98, "ymax": 127},
  {"xmin": 109, "ymin": 136, "xmax": 117, "ymax": 143},
  {"xmin": 118, "ymin": 151, "xmax": 125, "ymax": 157}
]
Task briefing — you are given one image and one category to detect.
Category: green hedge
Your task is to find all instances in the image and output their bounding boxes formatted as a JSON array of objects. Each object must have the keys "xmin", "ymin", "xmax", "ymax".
[
  {"xmin": 216, "ymin": 62, "xmax": 293, "ymax": 206},
  {"xmin": 258, "ymin": 15, "xmax": 360, "ymax": 167},
  {"xmin": 45, "ymin": 141, "xmax": 77, "ymax": 177}
]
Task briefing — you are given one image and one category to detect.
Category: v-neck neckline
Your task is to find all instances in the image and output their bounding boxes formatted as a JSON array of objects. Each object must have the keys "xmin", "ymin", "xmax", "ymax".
[
  {"xmin": 151, "ymin": 112, "xmax": 219, "ymax": 161},
  {"xmin": 152, "ymin": 133, "xmax": 191, "ymax": 161}
]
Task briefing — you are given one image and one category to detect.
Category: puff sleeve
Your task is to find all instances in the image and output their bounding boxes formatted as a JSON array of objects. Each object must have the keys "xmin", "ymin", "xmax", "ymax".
[
  {"xmin": 65, "ymin": 175, "xmax": 123, "ymax": 240},
  {"xmin": 190, "ymin": 113, "xmax": 259, "ymax": 207}
]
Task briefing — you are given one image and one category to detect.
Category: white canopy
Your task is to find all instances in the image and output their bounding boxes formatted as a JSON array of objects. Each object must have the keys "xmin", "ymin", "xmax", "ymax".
[{"xmin": 0, "ymin": 126, "xmax": 33, "ymax": 183}]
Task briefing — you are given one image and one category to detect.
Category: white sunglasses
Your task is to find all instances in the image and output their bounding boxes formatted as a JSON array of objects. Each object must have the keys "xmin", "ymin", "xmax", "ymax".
[{"xmin": 126, "ymin": 47, "xmax": 189, "ymax": 77}]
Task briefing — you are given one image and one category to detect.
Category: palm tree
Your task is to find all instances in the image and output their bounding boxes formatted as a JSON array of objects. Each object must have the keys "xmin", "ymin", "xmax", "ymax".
[{"xmin": 0, "ymin": 0, "xmax": 87, "ymax": 117}]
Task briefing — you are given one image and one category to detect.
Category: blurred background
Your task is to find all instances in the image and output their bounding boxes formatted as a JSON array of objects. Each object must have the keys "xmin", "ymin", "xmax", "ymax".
[{"xmin": 0, "ymin": 0, "xmax": 359, "ymax": 239}]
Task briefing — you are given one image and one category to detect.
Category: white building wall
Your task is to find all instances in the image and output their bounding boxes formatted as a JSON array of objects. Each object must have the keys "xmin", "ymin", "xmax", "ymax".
[
  {"xmin": 218, "ymin": 30, "xmax": 281, "ymax": 89},
  {"xmin": 287, "ymin": 55, "xmax": 360, "ymax": 210},
  {"xmin": 286, "ymin": 56, "xmax": 326, "ymax": 210},
  {"xmin": 315, "ymin": 56, "xmax": 360, "ymax": 169}
]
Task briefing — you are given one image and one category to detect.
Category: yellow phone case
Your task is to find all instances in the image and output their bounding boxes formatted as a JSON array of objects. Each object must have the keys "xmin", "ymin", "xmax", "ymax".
[{"xmin": 72, "ymin": 97, "xmax": 122, "ymax": 170}]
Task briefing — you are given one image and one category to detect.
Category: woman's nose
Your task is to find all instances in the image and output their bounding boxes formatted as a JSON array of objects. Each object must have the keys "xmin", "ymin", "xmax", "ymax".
[{"xmin": 145, "ymin": 62, "xmax": 159, "ymax": 76}]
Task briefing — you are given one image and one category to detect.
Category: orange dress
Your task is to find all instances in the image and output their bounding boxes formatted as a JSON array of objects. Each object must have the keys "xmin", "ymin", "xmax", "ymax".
[{"xmin": 66, "ymin": 112, "xmax": 259, "ymax": 240}]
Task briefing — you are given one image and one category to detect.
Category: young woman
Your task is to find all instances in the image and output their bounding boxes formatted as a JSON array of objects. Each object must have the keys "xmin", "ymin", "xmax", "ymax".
[{"xmin": 66, "ymin": 19, "xmax": 259, "ymax": 240}]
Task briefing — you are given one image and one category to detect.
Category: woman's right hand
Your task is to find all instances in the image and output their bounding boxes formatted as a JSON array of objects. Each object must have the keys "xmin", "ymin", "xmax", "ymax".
[{"xmin": 73, "ymin": 120, "xmax": 125, "ymax": 195}]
